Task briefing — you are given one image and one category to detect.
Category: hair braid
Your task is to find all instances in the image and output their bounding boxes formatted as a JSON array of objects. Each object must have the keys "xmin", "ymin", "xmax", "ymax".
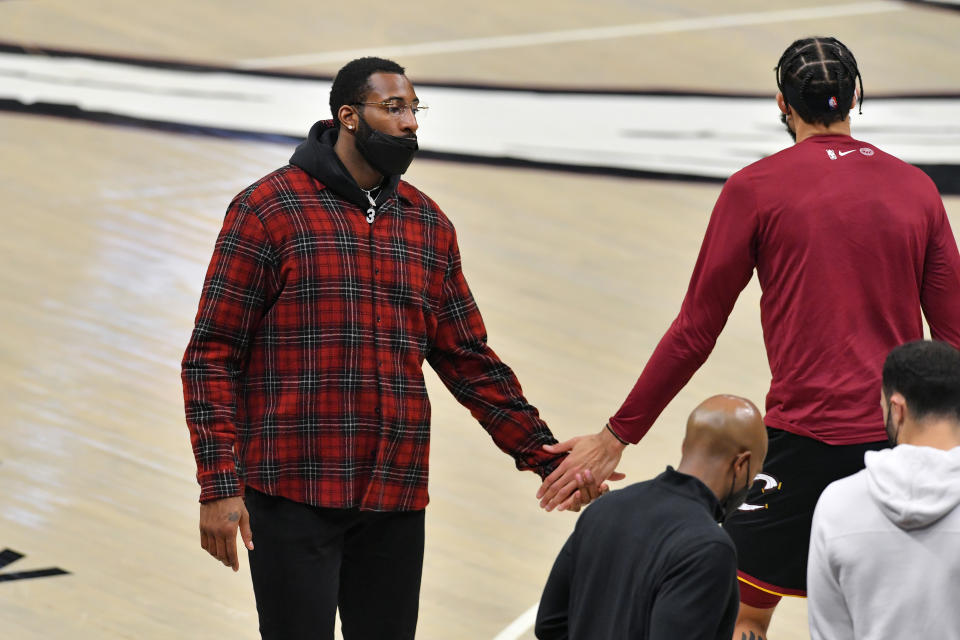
[{"xmin": 775, "ymin": 37, "xmax": 863, "ymax": 126}]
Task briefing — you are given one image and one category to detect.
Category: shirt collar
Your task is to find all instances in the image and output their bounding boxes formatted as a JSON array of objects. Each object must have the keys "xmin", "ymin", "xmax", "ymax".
[{"xmin": 654, "ymin": 466, "xmax": 724, "ymax": 522}]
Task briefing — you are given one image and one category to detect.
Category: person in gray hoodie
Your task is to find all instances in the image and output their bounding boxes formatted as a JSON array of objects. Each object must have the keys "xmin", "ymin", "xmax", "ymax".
[{"xmin": 807, "ymin": 339, "xmax": 960, "ymax": 640}]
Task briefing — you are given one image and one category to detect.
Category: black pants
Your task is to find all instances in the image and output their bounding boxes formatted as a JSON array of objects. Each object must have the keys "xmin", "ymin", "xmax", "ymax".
[{"xmin": 244, "ymin": 487, "xmax": 425, "ymax": 640}]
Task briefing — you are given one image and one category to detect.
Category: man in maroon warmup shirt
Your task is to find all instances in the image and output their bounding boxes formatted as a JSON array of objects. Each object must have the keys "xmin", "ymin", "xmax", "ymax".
[{"xmin": 537, "ymin": 37, "xmax": 960, "ymax": 638}]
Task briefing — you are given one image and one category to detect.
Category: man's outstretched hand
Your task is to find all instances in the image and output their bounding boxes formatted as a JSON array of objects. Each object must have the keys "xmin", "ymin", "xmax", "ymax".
[{"xmin": 538, "ymin": 426, "xmax": 628, "ymax": 511}]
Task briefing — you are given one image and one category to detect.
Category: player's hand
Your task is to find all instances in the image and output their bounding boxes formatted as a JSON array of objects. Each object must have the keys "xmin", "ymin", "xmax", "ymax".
[
  {"xmin": 199, "ymin": 496, "xmax": 253, "ymax": 571},
  {"xmin": 537, "ymin": 427, "xmax": 627, "ymax": 512},
  {"xmin": 565, "ymin": 469, "xmax": 612, "ymax": 512}
]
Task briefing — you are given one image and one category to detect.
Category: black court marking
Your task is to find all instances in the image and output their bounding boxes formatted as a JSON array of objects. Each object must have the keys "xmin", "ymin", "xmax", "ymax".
[
  {"xmin": 0, "ymin": 548, "xmax": 69, "ymax": 583},
  {"xmin": 902, "ymin": 0, "xmax": 960, "ymax": 11},
  {"xmin": 1, "ymin": 42, "xmax": 958, "ymax": 194},
  {"xmin": 0, "ymin": 548, "xmax": 23, "ymax": 570},
  {"xmin": 0, "ymin": 98, "xmax": 728, "ymax": 187},
  {"xmin": 0, "ymin": 98, "xmax": 301, "ymax": 145}
]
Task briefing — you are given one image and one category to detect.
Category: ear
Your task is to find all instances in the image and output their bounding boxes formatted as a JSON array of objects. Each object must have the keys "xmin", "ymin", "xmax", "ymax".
[
  {"xmin": 889, "ymin": 391, "xmax": 907, "ymax": 424},
  {"xmin": 850, "ymin": 91, "xmax": 859, "ymax": 110},
  {"xmin": 735, "ymin": 451, "xmax": 752, "ymax": 477},
  {"xmin": 338, "ymin": 104, "xmax": 359, "ymax": 132},
  {"xmin": 776, "ymin": 92, "xmax": 790, "ymax": 115}
]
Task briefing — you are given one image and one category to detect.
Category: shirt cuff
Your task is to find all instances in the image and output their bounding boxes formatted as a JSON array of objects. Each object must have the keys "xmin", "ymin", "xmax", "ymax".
[
  {"xmin": 606, "ymin": 417, "xmax": 644, "ymax": 445},
  {"xmin": 533, "ymin": 459, "xmax": 560, "ymax": 480},
  {"xmin": 197, "ymin": 468, "xmax": 243, "ymax": 503}
]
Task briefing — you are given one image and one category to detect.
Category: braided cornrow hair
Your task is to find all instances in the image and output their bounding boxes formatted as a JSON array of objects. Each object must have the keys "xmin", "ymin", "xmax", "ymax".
[{"xmin": 775, "ymin": 37, "xmax": 863, "ymax": 126}]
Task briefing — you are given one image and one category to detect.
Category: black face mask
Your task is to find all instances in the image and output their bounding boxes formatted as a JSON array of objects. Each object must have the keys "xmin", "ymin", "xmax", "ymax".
[
  {"xmin": 884, "ymin": 401, "xmax": 901, "ymax": 447},
  {"xmin": 354, "ymin": 114, "xmax": 418, "ymax": 177},
  {"xmin": 720, "ymin": 460, "xmax": 751, "ymax": 523}
]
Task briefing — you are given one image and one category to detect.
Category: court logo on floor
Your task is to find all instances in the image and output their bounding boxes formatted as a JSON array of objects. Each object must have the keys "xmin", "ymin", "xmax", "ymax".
[{"xmin": 0, "ymin": 548, "xmax": 69, "ymax": 583}]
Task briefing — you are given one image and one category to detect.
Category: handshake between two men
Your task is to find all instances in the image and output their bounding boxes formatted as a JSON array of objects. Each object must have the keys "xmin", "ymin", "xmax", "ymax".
[{"xmin": 537, "ymin": 424, "xmax": 629, "ymax": 512}]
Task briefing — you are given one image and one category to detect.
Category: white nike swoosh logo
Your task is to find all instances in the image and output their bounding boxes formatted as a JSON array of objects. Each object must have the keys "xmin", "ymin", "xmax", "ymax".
[{"xmin": 838, "ymin": 150, "xmax": 857, "ymax": 156}]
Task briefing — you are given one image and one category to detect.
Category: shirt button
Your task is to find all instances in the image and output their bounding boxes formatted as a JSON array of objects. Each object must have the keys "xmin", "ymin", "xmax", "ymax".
[
  {"xmin": 375, "ymin": 407, "xmax": 381, "ymax": 415},
  {"xmin": 376, "ymin": 316, "xmax": 381, "ymax": 323},
  {"xmin": 375, "ymin": 268, "xmax": 380, "ymax": 274}
]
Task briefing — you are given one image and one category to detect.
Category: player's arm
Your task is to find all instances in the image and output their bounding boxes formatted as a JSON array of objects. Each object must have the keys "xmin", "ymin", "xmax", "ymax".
[
  {"xmin": 648, "ymin": 540, "xmax": 738, "ymax": 640},
  {"xmin": 182, "ymin": 197, "xmax": 277, "ymax": 570},
  {"xmin": 807, "ymin": 493, "xmax": 855, "ymax": 640},
  {"xmin": 534, "ymin": 534, "xmax": 575, "ymax": 640},
  {"xmin": 919, "ymin": 201, "xmax": 960, "ymax": 348},
  {"xmin": 425, "ymin": 228, "xmax": 568, "ymax": 480},
  {"xmin": 609, "ymin": 174, "xmax": 760, "ymax": 443},
  {"xmin": 538, "ymin": 175, "xmax": 759, "ymax": 510}
]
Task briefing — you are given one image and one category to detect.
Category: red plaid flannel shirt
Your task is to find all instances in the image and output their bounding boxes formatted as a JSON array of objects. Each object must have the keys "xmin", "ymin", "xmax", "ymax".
[{"xmin": 183, "ymin": 165, "xmax": 561, "ymax": 511}]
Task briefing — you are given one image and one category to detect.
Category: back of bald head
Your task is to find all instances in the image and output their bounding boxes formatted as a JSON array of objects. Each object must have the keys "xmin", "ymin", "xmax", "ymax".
[{"xmin": 681, "ymin": 395, "xmax": 766, "ymax": 464}]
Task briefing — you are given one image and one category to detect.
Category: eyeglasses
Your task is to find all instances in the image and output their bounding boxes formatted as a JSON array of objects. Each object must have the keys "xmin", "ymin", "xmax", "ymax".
[{"xmin": 354, "ymin": 101, "xmax": 429, "ymax": 119}]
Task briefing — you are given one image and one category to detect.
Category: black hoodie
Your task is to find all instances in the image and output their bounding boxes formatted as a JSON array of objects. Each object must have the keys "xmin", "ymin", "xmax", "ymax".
[{"xmin": 289, "ymin": 119, "xmax": 401, "ymax": 212}]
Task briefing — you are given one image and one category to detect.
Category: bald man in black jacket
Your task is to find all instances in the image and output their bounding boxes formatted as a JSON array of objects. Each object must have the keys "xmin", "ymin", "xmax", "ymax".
[{"xmin": 535, "ymin": 395, "xmax": 767, "ymax": 640}]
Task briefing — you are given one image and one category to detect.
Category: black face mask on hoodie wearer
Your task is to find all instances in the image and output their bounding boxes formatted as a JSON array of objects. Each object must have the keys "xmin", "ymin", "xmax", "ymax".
[
  {"xmin": 354, "ymin": 114, "xmax": 419, "ymax": 177},
  {"xmin": 289, "ymin": 120, "xmax": 402, "ymax": 212}
]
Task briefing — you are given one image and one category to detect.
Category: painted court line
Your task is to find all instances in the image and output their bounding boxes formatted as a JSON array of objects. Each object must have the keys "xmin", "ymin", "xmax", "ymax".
[
  {"xmin": 493, "ymin": 602, "xmax": 539, "ymax": 640},
  {"xmin": 237, "ymin": 2, "xmax": 904, "ymax": 69}
]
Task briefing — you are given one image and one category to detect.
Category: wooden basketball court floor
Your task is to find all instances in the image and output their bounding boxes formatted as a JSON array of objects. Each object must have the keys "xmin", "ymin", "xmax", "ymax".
[{"xmin": 1, "ymin": 1, "xmax": 958, "ymax": 638}]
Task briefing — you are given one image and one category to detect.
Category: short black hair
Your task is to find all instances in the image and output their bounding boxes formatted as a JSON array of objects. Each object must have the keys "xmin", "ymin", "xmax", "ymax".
[
  {"xmin": 882, "ymin": 340, "xmax": 960, "ymax": 421},
  {"xmin": 329, "ymin": 57, "xmax": 406, "ymax": 128},
  {"xmin": 775, "ymin": 37, "xmax": 863, "ymax": 126}
]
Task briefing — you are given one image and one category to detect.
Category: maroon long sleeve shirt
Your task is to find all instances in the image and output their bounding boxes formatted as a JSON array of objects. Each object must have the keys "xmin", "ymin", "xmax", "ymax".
[{"xmin": 610, "ymin": 135, "xmax": 960, "ymax": 445}]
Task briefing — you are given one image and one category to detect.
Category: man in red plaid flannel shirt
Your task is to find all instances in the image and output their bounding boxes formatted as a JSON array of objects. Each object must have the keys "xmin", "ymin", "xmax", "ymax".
[{"xmin": 182, "ymin": 57, "xmax": 586, "ymax": 639}]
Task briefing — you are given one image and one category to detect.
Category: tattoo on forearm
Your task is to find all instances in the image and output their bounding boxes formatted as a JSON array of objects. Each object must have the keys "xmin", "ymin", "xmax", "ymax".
[
  {"xmin": 741, "ymin": 632, "xmax": 766, "ymax": 640},
  {"xmin": 227, "ymin": 512, "xmax": 240, "ymax": 522}
]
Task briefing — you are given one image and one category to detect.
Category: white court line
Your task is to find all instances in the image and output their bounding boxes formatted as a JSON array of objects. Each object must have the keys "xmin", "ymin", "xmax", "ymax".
[
  {"xmin": 493, "ymin": 602, "xmax": 539, "ymax": 640},
  {"xmin": 238, "ymin": 2, "xmax": 904, "ymax": 69},
  {"xmin": 4, "ymin": 51, "xmax": 958, "ymax": 179}
]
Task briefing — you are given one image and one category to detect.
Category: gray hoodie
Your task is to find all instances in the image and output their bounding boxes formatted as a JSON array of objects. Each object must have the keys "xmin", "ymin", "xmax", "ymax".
[{"xmin": 807, "ymin": 444, "xmax": 960, "ymax": 640}]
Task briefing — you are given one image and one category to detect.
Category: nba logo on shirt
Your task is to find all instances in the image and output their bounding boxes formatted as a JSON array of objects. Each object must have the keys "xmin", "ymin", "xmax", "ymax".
[
  {"xmin": 828, "ymin": 96, "xmax": 838, "ymax": 110},
  {"xmin": 826, "ymin": 149, "xmax": 837, "ymax": 160}
]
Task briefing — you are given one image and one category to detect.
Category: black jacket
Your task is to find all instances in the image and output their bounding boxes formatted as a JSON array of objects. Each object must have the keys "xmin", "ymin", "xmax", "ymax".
[{"xmin": 536, "ymin": 467, "xmax": 738, "ymax": 640}]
